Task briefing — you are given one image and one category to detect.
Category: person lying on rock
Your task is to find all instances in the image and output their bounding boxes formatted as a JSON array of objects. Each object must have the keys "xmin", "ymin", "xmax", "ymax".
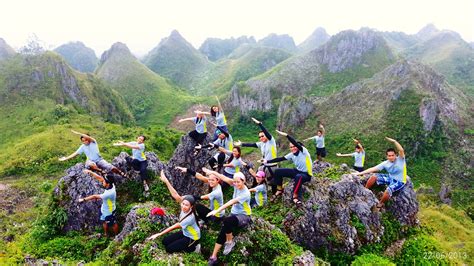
[
  {"xmin": 234, "ymin": 117, "xmax": 278, "ymax": 194},
  {"xmin": 147, "ymin": 170, "xmax": 201, "ymax": 253},
  {"xmin": 178, "ymin": 111, "xmax": 208, "ymax": 156},
  {"xmin": 203, "ymin": 168, "xmax": 252, "ymax": 265},
  {"xmin": 247, "ymin": 169, "xmax": 267, "ymax": 208},
  {"xmin": 336, "ymin": 139, "xmax": 366, "ymax": 172},
  {"xmin": 113, "ymin": 135, "xmax": 150, "ymax": 192},
  {"xmin": 355, "ymin": 137, "xmax": 407, "ymax": 210},
  {"xmin": 303, "ymin": 124, "xmax": 326, "ymax": 163},
  {"xmin": 59, "ymin": 130, "xmax": 126, "ymax": 177},
  {"xmin": 201, "ymin": 127, "xmax": 233, "ymax": 171},
  {"xmin": 78, "ymin": 169, "xmax": 118, "ymax": 237},
  {"xmin": 265, "ymin": 130, "xmax": 313, "ymax": 205},
  {"xmin": 175, "ymin": 166, "xmax": 225, "ymax": 224}
]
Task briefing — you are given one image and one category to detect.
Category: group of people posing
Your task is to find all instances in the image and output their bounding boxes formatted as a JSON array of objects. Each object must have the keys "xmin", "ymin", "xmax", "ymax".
[{"xmin": 58, "ymin": 97, "xmax": 409, "ymax": 265}]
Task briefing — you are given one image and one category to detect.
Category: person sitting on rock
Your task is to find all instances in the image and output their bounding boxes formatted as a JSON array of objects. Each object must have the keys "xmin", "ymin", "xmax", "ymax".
[
  {"xmin": 336, "ymin": 139, "xmax": 366, "ymax": 172},
  {"xmin": 265, "ymin": 130, "xmax": 313, "ymax": 205},
  {"xmin": 59, "ymin": 130, "xmax": 126, "ymax": 177},
  {"xmin": 113, "ymin": 135, "xmax": 150, "ymax": 192},
  {"xmin": 178, "ymin": 111, "xmax": 208, "ymax": 156},
  {"xmin": 147, "ymin": 170, "xmax": 201, "ymax": 253},
  {"xmin": 176, "ymin": 166, "xmax": 225, "ymax": 223},
  {"xmin": 78, "ymin": 169, "xmax": 118, "ymax": 237},
  {"xmin": 303, "ymin": 124, "xmax": 326, "ymax": 162},
  {"xmin": 203, "ymin": 168, "xmax": 252, "ymax": 265},
  {"xmin": 248, "ymin": 169, "xmax": 267, "ymax": 208},
  {"xmin": 218, "ymin": 146, "xmax": 244, "ymax": 190},
  {"xmin": 202, "ymin": 127, "xmax": 233, "ymax": 171},
  {"xmin": 234, "ymin": 117, "xmax": 278, "ymax": 194},
  {"xmin": 355, "ymin": 137, "xmax": 407, "ymax": 210}
]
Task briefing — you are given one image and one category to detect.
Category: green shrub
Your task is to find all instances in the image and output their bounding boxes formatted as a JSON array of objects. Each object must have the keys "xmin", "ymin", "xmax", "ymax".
[
  {"xmin": 352, "ymin": 253, "xmax": 395, "ymax": 266},
  {"xmin": 396, "ymin": 235, "xmax": 450, "ymax": 265}
]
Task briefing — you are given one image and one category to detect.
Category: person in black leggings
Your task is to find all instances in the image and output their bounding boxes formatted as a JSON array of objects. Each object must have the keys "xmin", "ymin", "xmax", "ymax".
[
  {"xmin": 265, "ymin": 130, "xmax": 313, "ymax": 205},
  {"xmin": 146, "ymin": 170, "xmax": 200, "ymax": 253},
  {"xmin": 179, "ymin": 111, "xmax": 208, "ymax": 155},
  {"xmin": 114, "ymin": 135, "xmax": 150, "ymax": 192}
]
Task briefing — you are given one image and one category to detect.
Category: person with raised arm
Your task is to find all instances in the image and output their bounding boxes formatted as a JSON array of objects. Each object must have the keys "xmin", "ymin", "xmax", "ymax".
[
  {"xmin": 265, "ymin": 130, "xmax": 313, "ymax": 205},
  {"xmin": 113, "ymin": 135, "xmax": 150, "ymax": 192},
  {"xmin": 202, "ymin": 127, "xmax": 233, "ymax": 170},
  {"xmin": 354, "ymin": 137, "xmax": 407, "ymax": 210},
  {"xmin": 78, "ymin": 170, "xmax": 118, "ymax": 237},
  {"xmin": 336, "ymin": 139, "xmax": 366, "ymax": 172},
  {"xmin": 146, "ymin": 170, "xmax": 201, "ymax": 253},
  {"xmin": 210, "ymin": 96, "xmax": 229, "ymax": 141},
  {"xmin": 59, "ymin": 130, "xmax": 125, "ymax": 177},
  {"xmin": 178, "ymin": 111, "xmax": 208, "ymax": 155},
  {"xmin": 175, "ymin": 166, "xmax": 225, "ymax": 223},
  {"xmin": 303, "ymin": 124, "xmax": 326, "ymax": 162},
  {"xmin": 203, "ymin": 168, "xmax": 252, "ymax": 265},
  {"xmin": 234, "ymin": 117, "xmax": 278, "ymax": 193}
]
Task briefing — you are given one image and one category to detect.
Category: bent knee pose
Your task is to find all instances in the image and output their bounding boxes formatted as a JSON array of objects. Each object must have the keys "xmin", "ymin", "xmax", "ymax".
[
  {"xmin": 203, "ymin": 127, "xmax": 233, "ymax": 170},
  {"xmin": 203, "ymin": 168, "xmax": 252, "ymax": 265},
  {"xmin": 78, "ymin": 170, "xmax": 118, "ymax": 237},
  {"xmin": 267, "ymin": 130, "xmax": 313, "ymax": 205},
  {"xmin": 234, "ymin": 117, "xmax": 278, "ymax": 193},
  {"xmin": 114, "ymin": 135, "xmax": 150, "ymax": 191},
  {"xmin": 303, "ymin": 124, "xmax": 326, "ymax": 162},
  {"xmin": 59, "ymin": 130, "xmax": 125, "ymax": 177},
  {"xmin": 355, "ymin": 137, "xmax": 407, "ymax": 209},
  {"xmin": 179, "ymin": 112, "xmax": 208, "ymax": 155},
  {"xmin": 176, "ymin": 166, "xmax": 225, "ymax": 223},
  {"xmin": 146, "ymin": 170, "xmax": 200, "ymax": 253},
  {"xmin": 336, "ymin": 139, "xmax": 366, "ymax": 172}
]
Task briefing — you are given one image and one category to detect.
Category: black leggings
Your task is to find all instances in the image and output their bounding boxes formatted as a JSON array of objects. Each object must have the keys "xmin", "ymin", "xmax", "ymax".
[
  {"xmin": 127, "ymin": 158, "xmax": 148, "ymax": 181},
  {"xmin": 162, "ymin": 231, "xmax": 199, "ymax": 253},
  {"xmin": 209, "ymin": 152, "xmax": 226, "ymax": 169},
  {"xmin": 216, "ymin": 215, "xmax": 250, "ymax": 245},
  {"xmin": 189, "ymin": 130, "xmax": 207, "ymax": 145},
  {"xmin": 195, "ymin": 203, "xmax": 221, "ymax": 223},
  {"xmin": 273, "ymin": 168, "xmax": 311, "ymax": 200}
]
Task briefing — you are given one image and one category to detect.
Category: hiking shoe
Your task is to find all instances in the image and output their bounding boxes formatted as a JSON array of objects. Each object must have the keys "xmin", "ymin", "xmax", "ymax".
[
  {"xmin": 207, "ymin": 257, "xmax": 218, "ymax": 266},
  {"xmin": 144, "ymin": 183, "xmax": 149, "ymax": 192},
  {"xmin": 194, "ymin": 243, "xmax": 201, "ymax": 254},
  {"xmin": 194, "ymin": 144, "xmax": 202, "ymax": 150},
  {"xmin": 223, "ymin": 240, "xmax": 236, "ymax": 255}
]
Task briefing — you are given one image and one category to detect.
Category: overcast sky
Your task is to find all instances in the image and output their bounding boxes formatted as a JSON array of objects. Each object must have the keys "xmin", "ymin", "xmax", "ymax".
[{"xmin": 1, "ymin": 0, "xmax": 473, "ymax": 57}]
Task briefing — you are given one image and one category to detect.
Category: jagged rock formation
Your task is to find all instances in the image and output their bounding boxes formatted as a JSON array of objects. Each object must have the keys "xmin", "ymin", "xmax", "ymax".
[
  {"xmin": 277, "ymin": 95, "xmax": 315, "ymax": 128},
  {"xmin": 258, "ymin": 33, "xmax": 297, "ymax": 52},
  {"xmin": 0, "ymin": 38, "xmax": 15, "ymax": 60},
  {"xmin": 199, "ymin": 36, "xmax": 256, "ymax": 61},
  {"xmin": 415, "ymin": 24, "xmax": 440, "ymax": 41},
  {"xmin": 54, "ymin": 41, "xmax": 98, "ymax": 73},
  {"xmin": 298, "ymin": 27, "xmax": 331, "ymax": 53}
]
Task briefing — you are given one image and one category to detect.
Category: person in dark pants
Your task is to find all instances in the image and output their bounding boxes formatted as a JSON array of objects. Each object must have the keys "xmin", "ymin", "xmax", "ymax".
[
  {"xmin": 114, "ymin": 135, "xmax": 149, "ymax": 192},
  {"xmin": 179, "ymin": 111, "xmax": 208, "ymax": 155},
  {"xmin": 336, "ymin": 139, "xmax": 366, "ymax": 172},
  {"xmin": 303, "ymin": 124, "xmax": 326, "ymax": 162},
  {"xmin": 266, "ymin": 130, "xmax": 313, "ymax": 205},
  {"xmin": 146, "ymin": 170, "xmax": 201, "ymax": 253},
  {"xmin": 202, "ymin": 127, "xmax": 233, "ymax": 170}
]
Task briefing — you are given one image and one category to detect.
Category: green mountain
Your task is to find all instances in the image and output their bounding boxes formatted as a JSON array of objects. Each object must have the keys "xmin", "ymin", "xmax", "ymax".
[
  {"xmin": 403, "ymin": 30, "xmax": 474, "ymax": 97},
  {"xmin": 143, "ymin": 30, "xmax": 211, "ymax": 89},
  {"xmin": 257, "ymin": 33, "xmax": 297, "ymax": 52},
  {"xmin": 415, "ymin": 23, "xmax": 440, "ymax": 41},
  {"xmin": 297, "ymin": 27, "xmax": 330, "ymax": 53},
  {"xmin": 0, "ymin": 38, "xmax": 15, "ymax": 60},
  {"xmin": 199, "ymin": 36, "xmax": 256, "ymax": 61},
  {"xmin": 54, "ymin": 41, "xmax": 98, "ymax": 73},
  {"xmin": 192, "ymin": 45, "xmax": 292, "ymax": 95},
  {"xmin": 381, "ymin": 31, "xmax": 418, "ymax": 53},
  {"xmin": 96, "ymin": 42, "xmax": 193, "ymax": 124}
]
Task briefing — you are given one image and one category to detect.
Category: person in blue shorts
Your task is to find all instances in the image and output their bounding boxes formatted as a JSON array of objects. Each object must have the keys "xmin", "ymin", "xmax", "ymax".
[
  {"xmin": 303, "ymin": 124, "xmax": 326, "ymax": 162},
  {"xmin": 355, "ymin": 137, "xmax": 408, "ymax": 210}
]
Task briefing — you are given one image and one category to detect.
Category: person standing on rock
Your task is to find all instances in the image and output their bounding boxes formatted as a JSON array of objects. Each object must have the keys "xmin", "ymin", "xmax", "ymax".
[
  {"xmin": 179, "ymin": 111, "xmax": 208, "ymax": 156},
  {"xmin": 265, "ymin": 130, "xmax": 313, "ymax": 205},
  {"xmin": 147, "ymin": 170, "xmax": 201, "ymax": 253},
  {"xmin": 59, "ymin": 130, "xmax": 126, "ymax": 177},
  {"xmin": 202, "ymin": 127, "xmax": 233, "ymax": 171},
  {"xmin": 113, "ymin": 135, "xmax": 150, "ymax": 192},
  {"xmin": 336, "ymin": 139, "xmax": 366, "ymax": 172},
  {"xmin": 303, "ymin": 124, "xmax": 326, "ymax": 162},
  {"xmin": 176, "ymin": 166, "xmax": 225, "ymax": 223},
  {"xmin": 203, "ymin": 168, "xmax": 252, "ymax": 265},
  {"xmin": 234, "ymin": 117, "xmax": 278, "ymax": 194},
  {"xmin": 210, "ymin": 96, "xmax": 229, "ymax": 141},
  {"xmin": 78, "ymin": 169, "xmax": 118, "ymax": 237},
  {"xmin": 355, "ymin": 137, "xmax": 407, "ymax": 210}
]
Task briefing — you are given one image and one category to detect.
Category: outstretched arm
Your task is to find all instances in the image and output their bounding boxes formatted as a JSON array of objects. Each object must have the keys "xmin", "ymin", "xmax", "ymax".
[
  {"xmin": 234, "ymin": 140, "xmax": 258, "ymax": 148},
  {"xmin": 276, "ymin": 130, "xmax": 303, "ymax": 151},
  {"xmin": 336, "ymin": 153, "xmax": 353, "ymax": 157},
  {"xmin": 252, "ymin": 117, "xmax": 272, "ymax": 140},
  {"xmin": 78, "ymin": 194, "xmax": 101, "ymax": 202},
  {"xmin": 178, "ymin": 117, "xmax": 196, "ymax": 123},
  {"xmin": 218, "ymin": 146, "xmax": 233, "ymax": 155},
  {"xmin": 194, "ymin": 110, "xmax": 211, "ymax": 115},
  {"xmin": 159, "ymin": 170, "xmax": 183, "ymax": 203},
  {"xmin": 147, "ymin": 223, "xmax": 181, "ymax": 240},
  {"xmin": 176, "ymin": 167, "xmax": 209, "ymax": 183},
  {"xmin": 207, "ymin": 198, "xmax": 239, "ymax": 217},
  {"xmin": 354, "ymin": 166, "xmax": 379, "ymax": 176},
  {"xmin": 215, "ymin": 96, "xmax": 223, "ymax": 111},
  {"xmin": 386, "ymin": 137, "xmax": 404, "ymax": 158},
  {"xmin": 115, "ymin": 141, "xmax": 140, "ymax": 149},
  {"xmin": 71, "ymin": 130, "xmax": 97, "ymax": 143},
  {"xmin": 303, "ymin": 136, "xmax": 317, "ymax": 142},
  {"xmin": 83, "ymin": 169, "xmax": 105, "ymax": 183},
  {"xmin": 203, "ymin": 167, "xmax": 233, "ymax": 185},
  {"xmin": 59, "ymin": 151, "xmax": 79, "ymax": 161},
  {"xmin": 319, "ymin": 124, "xmax": 325, "ymax": 135}
]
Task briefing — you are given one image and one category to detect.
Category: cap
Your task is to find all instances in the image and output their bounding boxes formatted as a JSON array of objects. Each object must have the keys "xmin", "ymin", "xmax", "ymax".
[
  {"xmin": 151, "ymin": 207, "xmax": 165, "ymax": 216},
  {"xmin": 256, "ymin": 170, "xmax": 266, "ymax": 178}
]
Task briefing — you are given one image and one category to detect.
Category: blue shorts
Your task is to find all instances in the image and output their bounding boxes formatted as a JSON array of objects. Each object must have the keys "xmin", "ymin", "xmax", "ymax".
[
  {"xmin": 100, "ymin": 210, "xmax": 117, "ymax": 225},
  {"xmin": 376, "ymin": 174, "xmax": 405, "ymax": 196}
]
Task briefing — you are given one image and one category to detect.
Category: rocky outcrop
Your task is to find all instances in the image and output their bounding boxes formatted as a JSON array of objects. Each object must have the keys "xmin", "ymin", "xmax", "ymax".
[
  {"xmin": 277, "ymin": 95, "xmax": 315, "ymax": 128},
  {"xmin": 419, "ymin": 98, "xmax": 439, "ymax": 131},
  {"xmin": 199, "ymin": 36, "xmax": 256, "ymax": 61},
  {"xmin": 54, "ymin": 41, "xmax": 98, "ymax": 73},
  {"xmin": 298, "ymin": 27, "xmax": 330, "ymax": 53},
  {"xmin": 258, "ymin": 33, "xmax": 297, "ymax": 52},
  {"xmin": 0, "ymin": 38, "xmax": 15, "ymax": 60}
]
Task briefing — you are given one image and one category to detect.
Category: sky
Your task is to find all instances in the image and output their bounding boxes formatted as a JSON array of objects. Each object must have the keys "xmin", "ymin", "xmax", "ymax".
[{"xmin": 1, "ymin": 0, "xmax": 473, "ymax": 57}]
